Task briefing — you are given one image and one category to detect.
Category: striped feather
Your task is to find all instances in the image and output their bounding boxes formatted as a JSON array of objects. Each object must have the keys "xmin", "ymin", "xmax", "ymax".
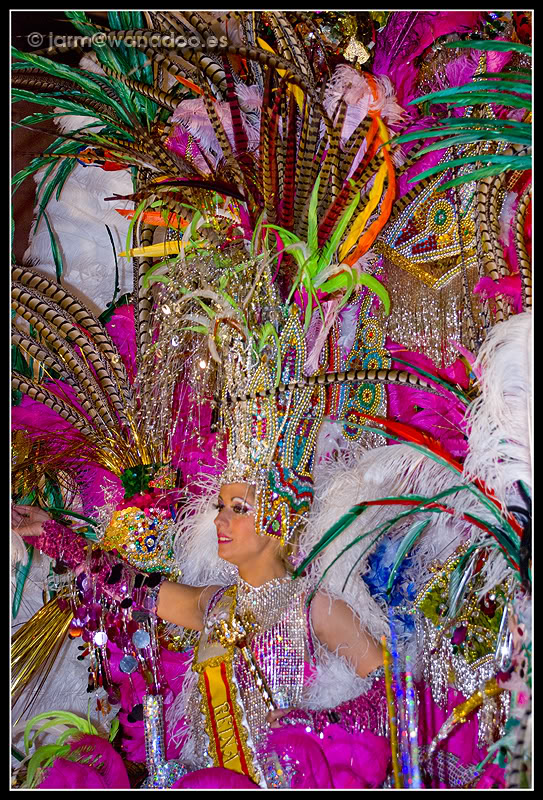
[
  {"xmin": 229, "ymin": 366, "xmax": 445, "ymax": 403},
  {"xmin": 99, "ymin": 63, "xmax": 181, "ymax": 112},
  {"xmin": 515, "ymin": 185, "xmax": 532, "ymax": 309},
  {"xmin": 265, "ymin": 12, "xmax": 313, "ymax": 85},
  {"xmin": 217, "ymin": 43, "xmax": 311, "ymax": 95},
  {"xmin": 11, "ymin": 327, "xmax": 120, "ymax": 433},
  {"xmin": 384, "ymin": 172, "xmax": 434, "ymax": 230},
  {"xmin": 293, "ymin": 104, "xmax": 320, "ymax": 238},
  {"xmin": 11, "ymin": 374, "xmax": 98, "ymax": 440},
  {"xmin": 201, "ymin": 89, "xmax": 248, "ymax": 194},
  {"xmin": 317, "ymin": 147, "xmax": 384, "ymax": 248},
  {"xmin": 260, "ymin": 78, "xmax": 287, "ymax": 222},
  {"xmin": 317, "ymin": 101, "xmax": 347, "ymax": 207},
  {"xmin": 12, "ymin": 285, "xmax": 130, "ymax": 426},
  {"xmin": 278, "ymin": 86, "xmax": 298, "ymax": 228},
  {"xmin": 222, "ymin": 56, "xmax": 258, "ymax": 197},
  {"xmin": 12, "ymin": 267, "xmax": 132, "ymax": 406},
  {"xmin": 132, "ymin": 220, "xmax": 154, "ymax": 369}
]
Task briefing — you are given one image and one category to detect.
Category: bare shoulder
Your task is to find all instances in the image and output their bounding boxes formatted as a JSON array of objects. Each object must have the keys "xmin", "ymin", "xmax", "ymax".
[
  {"xmin": 309, "ymin": 591, "xmax": 355, "ymax": 638},
  {"xmin": 308, "ymin": 590, "xmax": 383, "ymax": 677}
]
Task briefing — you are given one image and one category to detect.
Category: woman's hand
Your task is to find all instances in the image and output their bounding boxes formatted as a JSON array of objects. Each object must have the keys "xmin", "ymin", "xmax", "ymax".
[
  {"xmin": 11, "ymin": 505, "xmax": 51, "ymax": 537},
  {"xmin": 266, "ymin": 708, "xmax": 292, "ymax": 729}
]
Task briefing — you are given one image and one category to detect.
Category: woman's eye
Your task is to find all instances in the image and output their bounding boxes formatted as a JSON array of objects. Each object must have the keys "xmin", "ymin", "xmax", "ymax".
[{"xmin": 233, "ymin": 505, "xmax": 250, "ymax": 515}]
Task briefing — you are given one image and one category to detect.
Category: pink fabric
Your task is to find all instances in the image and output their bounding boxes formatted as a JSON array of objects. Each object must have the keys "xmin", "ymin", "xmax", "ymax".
[
  {"xmin": 417, "ymin": 684, "xmax": 506, "ymax": 789},
  {"xmin": 107, "ymin": 642, "xmax": 192, "ymax": 763},
  {"xmin": 474, "ymin": 275, "xmax": 523, "ymax": 314},
  {"xmin": 171, "ymin": 767, "xmax": 260, "ymax": 789},
  {"xmin": 264, "ymin": 725, "xmax": 390, "ymax": 789},
  {"xmin": 39, "ymin": 735, "xmax": 130, "ymax": 789}
]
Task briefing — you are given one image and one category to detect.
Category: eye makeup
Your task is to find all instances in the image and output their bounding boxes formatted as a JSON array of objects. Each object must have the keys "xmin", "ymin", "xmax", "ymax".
[{"xmin": 215, "ymin": 496, "xmax": 254, "ymax": 514}]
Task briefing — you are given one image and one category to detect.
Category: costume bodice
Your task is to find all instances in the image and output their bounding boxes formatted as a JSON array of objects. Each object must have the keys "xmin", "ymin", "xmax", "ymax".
[{"xmin": 185, "ymin": 575, "xmax": 310, "ymax": 770}]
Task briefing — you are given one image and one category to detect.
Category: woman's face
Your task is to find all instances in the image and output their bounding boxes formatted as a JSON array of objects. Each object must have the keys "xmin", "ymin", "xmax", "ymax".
[{"xmin": 214, "ymin": 483, "xmax": 279, "ymax": 569}]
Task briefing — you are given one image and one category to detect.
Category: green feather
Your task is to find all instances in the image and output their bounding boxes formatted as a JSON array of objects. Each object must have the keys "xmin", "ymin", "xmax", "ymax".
[
  {"xmin": 42, "ymin": 211, "xmax": 64, "ymax": 280},
  {"xmin": 12, "ymin": 47, "xmax": 137, "ymax": 129},
  {"xmin": 318, "ymin": 188, "xmax": 361, "ymax": 274},
  {"xmin": 439, "ymin": 159, "xmax": 531, "ymax": 190},
  {"xmin": 25, "ymin": 744, "xmax": 71, "ymax": 787},
  {"xmin": 409, "ymin": 80, "xmax": 531, "ymax": 106},
  {"xmin": 293, "ymin": 504, "xmax": 368, "ymax": 578},
  {"xmin": 478, "ymin": 71, "xmax": 531, "ymax": 81},
  {"xmin": 386, "ymin": 519, "xmax": 431, "ymax": 594},
  {"xmin": 318, "ymin": 272, "xmax": 391, "ymax": 315},
  {"xmin": 43, "ymin": 507, "xmax": 98, "ymax": 527},
  {"xmin": 307, "ymin": 173, "xmax": 321, "ymax": 254},
  {"xmin": 416, "ymin": 130, "xmax": 532, "ymax": 156},
  {"xmin": 408, "ymin": 154, "xmax": 531, "ymax": 184},
  {"xmin": 445, "ymin": 93, "xmax": 531, "ymax": 111},
  {"xmin": 442, "ymin": 39, "xmax": 532, "ymax": 55},
  {"xmin": 389, "ymin": 119, "xmax": 532, "ymax": 147}
]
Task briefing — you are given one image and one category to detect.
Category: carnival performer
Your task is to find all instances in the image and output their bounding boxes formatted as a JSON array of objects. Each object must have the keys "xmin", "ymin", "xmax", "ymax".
[
  {"xmin": 13, "ymin": 470, "xmax": 390, "ymax": 789},
  {"xmin": 11, "ymin": 11, "xmax": 531, "ymax": 790}
]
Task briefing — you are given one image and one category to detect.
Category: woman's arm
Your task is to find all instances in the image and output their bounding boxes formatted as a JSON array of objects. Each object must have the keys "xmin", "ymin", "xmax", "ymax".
[
  {"xmin": 309, "ymin": 591, "xmax": 384, "ymax": 678},
  {"xmin": 156, "ymin": 581, "xmax": 220, "ymax": 631},
  {"xmin": 12, "ymin": 504, "xmax": 220, "ymax": 632}
]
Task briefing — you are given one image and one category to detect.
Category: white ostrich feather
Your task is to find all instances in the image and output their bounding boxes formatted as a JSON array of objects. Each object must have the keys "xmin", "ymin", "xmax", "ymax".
[
  {"xmin": 463, "ymin": 312, "xmax": 533, "ymax": 504},
  {"xmin": 173, "ymin": 472, "xmax": 237, "ymax": 588},
  {"xmin": 166, "ymin": 666, "xmax": 199, "ymax": 758},
  {"xmin": 306, "ymin": 443, "xmax": 507, "ymax": 627},
  {"xmin": 172, "ymin": 85, "xmax": 262, "ymax": 166},
  {"xmin": 324, "ymin": 65, "xmax": 406, "ymax": 144},
  {"xmin": 24, "ymin": 157, "xmax": 133, "ymax": 314},
  {"xmin": 499, "ymin": 191, "xmax": 519, "ymax": 246},
  {"xmin": 11, "ymin": 531, "xmax": 28, "ymax": 569}
]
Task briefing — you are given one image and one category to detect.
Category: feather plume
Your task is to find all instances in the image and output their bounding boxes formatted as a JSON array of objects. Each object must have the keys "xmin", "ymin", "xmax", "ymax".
[
  {"xmin": 11, "ymin": 531, "xmax": 29, "ymax": 569},
  {"xmin": 463, "ymin": 312, "xmax": 532, "ymax": 504}
]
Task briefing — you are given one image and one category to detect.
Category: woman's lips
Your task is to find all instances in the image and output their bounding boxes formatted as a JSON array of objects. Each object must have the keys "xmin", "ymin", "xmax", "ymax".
[{"xmin": 217, "ymin": 536, "xmax": 232, "ymax": 543}]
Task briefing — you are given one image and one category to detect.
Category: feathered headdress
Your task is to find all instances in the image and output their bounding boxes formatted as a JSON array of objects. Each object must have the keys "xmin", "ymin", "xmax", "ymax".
[{"xmin": 11, "ymin": 12, "xmax": 438, "ymax": 544}]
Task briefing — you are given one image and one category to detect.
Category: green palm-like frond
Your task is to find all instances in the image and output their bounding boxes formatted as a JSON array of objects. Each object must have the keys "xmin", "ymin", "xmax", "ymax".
[{"xmin": 386, "ymin": 39, "xmax": 531, "ymax": 190}]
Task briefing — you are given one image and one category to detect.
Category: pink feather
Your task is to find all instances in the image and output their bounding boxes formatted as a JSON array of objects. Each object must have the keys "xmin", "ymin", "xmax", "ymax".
[
  {"xmin": 39, "ymin": 734, "xmax": 130, "ymax": 788},
  {"xmin": 385, "ymin": 339, "xmax": 470, "ymax": 458}
]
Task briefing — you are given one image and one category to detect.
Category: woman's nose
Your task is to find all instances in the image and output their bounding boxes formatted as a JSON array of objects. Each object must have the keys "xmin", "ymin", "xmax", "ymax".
[{"xmin": 214, "ymin": 507, "xmax": 230, "ymax": 530}]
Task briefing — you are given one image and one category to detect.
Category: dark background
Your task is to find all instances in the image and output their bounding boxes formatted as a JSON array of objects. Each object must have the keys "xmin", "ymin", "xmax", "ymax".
[{"xmin": 11, "ymin": 12, "xmax": 108, "ymax": 262}]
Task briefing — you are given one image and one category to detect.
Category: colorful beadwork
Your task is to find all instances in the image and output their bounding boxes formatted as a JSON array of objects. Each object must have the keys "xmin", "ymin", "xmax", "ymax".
[
  {"xmin": 101, "ymin": 507, "xmax": 175, "ymax": 572},
  {"xmin": 220, "ymin": 307, "xmax": 326, "ymax": 542},
  {"xmin": 332, "ymin": 289, "xmax": 390, "ymax": 441},
  {"xmin": 376, "ymin": 152, "xmax": 479, "ymax": 290}
]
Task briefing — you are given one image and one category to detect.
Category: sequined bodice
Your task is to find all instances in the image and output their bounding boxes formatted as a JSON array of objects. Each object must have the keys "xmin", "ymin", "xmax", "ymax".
[
  {"xmin": 235, "ymin": 576, "xmax": 306, "ymax": 745},
  {"xmin": 187, "ymin": 575, "xmax": 307, "ymax": 768}
]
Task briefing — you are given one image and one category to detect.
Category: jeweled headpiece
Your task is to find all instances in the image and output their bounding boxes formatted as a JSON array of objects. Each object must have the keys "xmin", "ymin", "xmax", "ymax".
[{"xmin": 220, "ymin": 307, "xmax": 326, "ymax": 542}]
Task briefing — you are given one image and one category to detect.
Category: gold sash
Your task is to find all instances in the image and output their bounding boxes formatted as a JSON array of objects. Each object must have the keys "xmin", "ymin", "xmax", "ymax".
[{"xmin": 192, "ymin": 586, "xmax": 263, "ymax": 786}]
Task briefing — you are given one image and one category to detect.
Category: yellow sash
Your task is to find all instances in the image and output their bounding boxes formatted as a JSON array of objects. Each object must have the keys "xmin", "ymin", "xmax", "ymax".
[{"xmin": 192, "ymin": 586, "xmax": 263, "ymax": 786}]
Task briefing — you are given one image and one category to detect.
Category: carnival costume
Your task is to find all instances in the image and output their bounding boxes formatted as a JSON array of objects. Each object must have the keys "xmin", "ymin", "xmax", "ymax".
[{"xmin": 12, "ymin": 11, "xmax": 531, "ymax": 790}]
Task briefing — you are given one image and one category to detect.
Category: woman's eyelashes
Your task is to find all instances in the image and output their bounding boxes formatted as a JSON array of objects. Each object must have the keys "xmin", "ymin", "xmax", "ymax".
[
  {"xmin": 232, "ymin": 504, "xmax": 252, "ymax": 515},
  {"xmin": 215, "ymin": 498, "xmax": 253, "ymax": 515}
]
